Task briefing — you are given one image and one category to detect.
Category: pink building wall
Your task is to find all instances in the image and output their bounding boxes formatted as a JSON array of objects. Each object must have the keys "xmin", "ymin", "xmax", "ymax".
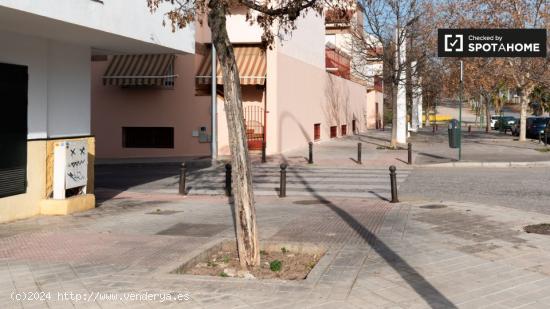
[
  {"xmin": 273, "ymin": 52, "xmax": 368, "ymax": 153},
  {"xmin": 91, "ymin": 55, "xmax": 211, "ymax": 160},
  {"xmin": 91, "ymin": 12, "xmax": 379, "ymax": 160},
  {"xmin": 366, "ymin": 90, "xmax": 384, "ymax": 129}
]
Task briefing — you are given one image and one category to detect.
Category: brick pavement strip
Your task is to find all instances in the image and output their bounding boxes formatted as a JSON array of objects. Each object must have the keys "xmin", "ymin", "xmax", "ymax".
[{"xmin": 1, "ymin": 195, "xmax": 550, "ymax": 308}]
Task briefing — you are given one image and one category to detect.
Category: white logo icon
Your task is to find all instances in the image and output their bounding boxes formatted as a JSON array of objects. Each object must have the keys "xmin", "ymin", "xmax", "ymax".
[{"xmin": 444, "ymin": 34, "xmax": 463, "ymax": 52}]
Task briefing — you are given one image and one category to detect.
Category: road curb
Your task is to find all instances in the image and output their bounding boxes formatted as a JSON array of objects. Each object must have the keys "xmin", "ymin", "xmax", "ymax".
[{"xmin": 417, "ymin": 161, "xmax": 550, "ymax": 168}]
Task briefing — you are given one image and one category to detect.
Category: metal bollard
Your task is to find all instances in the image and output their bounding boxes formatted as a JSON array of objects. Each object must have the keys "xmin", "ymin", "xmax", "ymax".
[
  {"xmin": 432, "ymin": 125, "xmax": 436, "ymax": 135},
  {"xmin": 225, "ymin": 163, "xmax": 232, "ymax": 197},
  {"xmin": 357, "ymin": 142, "xmax": 362, "ymax": 164},
  {"xmin": 279, "ymin": 164, "xmax": 287, "ymax": 198},
  {"xmin": 468, "ymin": 125, "xmax": 471, "ymax": 133},
  {"xmin": 308, "ymin": 142, "xmax": 313, "ymax": 164},
  {"xmin": 539, "ymin": 132, "xmax": 543, "ymax": 144},
  {"xmin": 389, "ymin": 165, "xmax": 399, "ymax": 203},
  {"xmin": 261, "ymin": 141, "xmax": 267, "ymax": 163},
  {"xmin": 179, "ymin": 162, "xmax": 187, "ymax": 195},
  {"xmin": 407, "ymin": 143, "xmax": 412, "ymax": 165}
]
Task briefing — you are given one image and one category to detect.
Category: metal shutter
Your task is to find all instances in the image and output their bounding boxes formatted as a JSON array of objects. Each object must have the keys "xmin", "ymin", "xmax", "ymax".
[{"xmin": 0, "ymin": 63, "xmax": 28, "ymax": 198}]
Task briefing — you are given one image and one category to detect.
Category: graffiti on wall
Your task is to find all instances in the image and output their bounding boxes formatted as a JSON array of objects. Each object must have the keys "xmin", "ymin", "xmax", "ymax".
[{"xmin": 65, "ymin": 141, "xmax": 88, "ymax": 189}]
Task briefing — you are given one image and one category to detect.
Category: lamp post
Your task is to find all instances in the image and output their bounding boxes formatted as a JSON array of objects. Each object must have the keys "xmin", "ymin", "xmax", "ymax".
[
  {"xmin": 459, "ymin": 60, "xmax": 463, "ymax": 161},
  {"xmin": 211, "ymin": 45, "xmax": 218, "ymax": 161}
]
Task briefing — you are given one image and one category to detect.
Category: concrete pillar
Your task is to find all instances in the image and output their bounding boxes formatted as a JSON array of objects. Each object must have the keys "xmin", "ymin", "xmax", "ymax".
[{"xmin": 395, "ymin": 29, "xmax": 407, "ymax": 144}]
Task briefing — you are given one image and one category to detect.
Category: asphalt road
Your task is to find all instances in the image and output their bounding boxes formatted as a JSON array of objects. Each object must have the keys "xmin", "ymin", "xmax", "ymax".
[{"xmin": 400, "ymin": 167, "xmax": 550, "ymax": 214}]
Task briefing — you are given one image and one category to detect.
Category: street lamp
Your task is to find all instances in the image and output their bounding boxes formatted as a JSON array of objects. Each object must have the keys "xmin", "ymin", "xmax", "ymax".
[{"xmin": 459, "ymin": 60, "xmax": 463, "ymax": 161}]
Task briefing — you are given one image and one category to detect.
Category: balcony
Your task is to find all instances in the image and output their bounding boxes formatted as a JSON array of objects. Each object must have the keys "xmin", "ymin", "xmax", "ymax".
[{"xmin": 325, "ymin": 45, "xmax": 351, "ymax": 80}]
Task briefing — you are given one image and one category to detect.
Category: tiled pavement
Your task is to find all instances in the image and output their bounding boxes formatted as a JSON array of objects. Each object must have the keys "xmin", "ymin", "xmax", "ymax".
[{"xmin": 2, "ymin": 193, "xmax": 550, "ymax": 308}]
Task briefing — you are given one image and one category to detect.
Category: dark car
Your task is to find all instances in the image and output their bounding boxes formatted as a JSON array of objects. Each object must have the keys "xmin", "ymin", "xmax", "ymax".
[
  {"xmin": 527, "ymin": 117, "xmax": 550, "ymax": 138},
  {"xmin": 544, "ymin": 118, "xmax": 550, "ymax": 143},
  {"xmin": 494, "ymin": 116, "xmax": 517, "ymax": 133}
]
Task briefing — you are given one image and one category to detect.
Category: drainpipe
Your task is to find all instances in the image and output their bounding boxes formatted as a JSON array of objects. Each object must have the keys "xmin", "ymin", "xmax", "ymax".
[{"xmin": 211, "ymin": 45, "xmax": 218, "ymax": 161}]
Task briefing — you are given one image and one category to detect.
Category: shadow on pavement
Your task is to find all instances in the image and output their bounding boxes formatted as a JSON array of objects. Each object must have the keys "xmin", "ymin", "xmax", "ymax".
[
  {"xmin": 284, "ymin": 160, "xmax": 457, "ymax": 308},
  {"xmin": 95, "ymin": 162, "xmax": 214, "ymax": 203}
]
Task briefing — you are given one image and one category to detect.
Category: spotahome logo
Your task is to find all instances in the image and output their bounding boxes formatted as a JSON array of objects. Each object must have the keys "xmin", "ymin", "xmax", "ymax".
[{"xmin": 438, "ymin": 29, "xmax": 547, "ymax": 57}]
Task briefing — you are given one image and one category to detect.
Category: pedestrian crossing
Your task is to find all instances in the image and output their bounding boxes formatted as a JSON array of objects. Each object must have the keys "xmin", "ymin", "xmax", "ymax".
[{"xmin": 185, "ymin": 164, "xmax": 412, "ymax": 199}]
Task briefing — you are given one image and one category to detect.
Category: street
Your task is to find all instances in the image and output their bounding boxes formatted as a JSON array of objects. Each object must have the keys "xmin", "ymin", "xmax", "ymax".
[{"xmin": 400, "ymin": 167, "xmax": 550, "ymax": 215}]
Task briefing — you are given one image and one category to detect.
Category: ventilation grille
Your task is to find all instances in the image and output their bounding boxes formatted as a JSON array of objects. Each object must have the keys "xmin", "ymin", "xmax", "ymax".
[{"xmin": 0, "ymin": 167, "xmax": 26, "ymax": 198}]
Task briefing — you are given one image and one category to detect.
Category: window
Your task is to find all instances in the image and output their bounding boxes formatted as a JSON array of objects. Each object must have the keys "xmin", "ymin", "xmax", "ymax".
[
  {"xmin": 123, "ymin": 127, "xmax": 174, "ymax": 148},
  {"xmin": 163, "ymin": 60, "xmax": 175, "ymax": 88},
  {"xmin": 330, "ymin": 126, "xmax": 337, "ymax": 138},
  {"xmin": 314, "ymin": 123, "xmax": 321, "ymax": 141},
  {"xmin": 341, "ymin": 124, "xmax": 347, "ymax": 136},
  {"xmin": 0, "ymin": 63, "xmax": 28, "ymax": 198}
]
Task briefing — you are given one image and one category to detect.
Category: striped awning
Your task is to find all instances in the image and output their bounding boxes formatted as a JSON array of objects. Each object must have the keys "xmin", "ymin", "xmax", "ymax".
[
  {"xmin": 196, "ymin": 46, "xmax": 266, "ymax": 85},
  {"xmin": 103, "ymin": 54, "xmax": 176, "ymax": 86}
]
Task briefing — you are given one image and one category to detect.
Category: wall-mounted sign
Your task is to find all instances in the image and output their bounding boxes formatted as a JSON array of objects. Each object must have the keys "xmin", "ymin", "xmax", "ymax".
[
  {"xmin": 53, "ymin": 140, "xmax": 88, "ymax": 199},
  {"xmin": 65, "ymin": 141, "xmax": 88, "ymax": 189},
  {"xmin": 438, "ymin": 29, "xmax": 547, "ymax": 58}
]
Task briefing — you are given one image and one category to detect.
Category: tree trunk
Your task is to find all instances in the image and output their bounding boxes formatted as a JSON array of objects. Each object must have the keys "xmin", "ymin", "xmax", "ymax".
[
  {"xmin": 484, "ymin": 94, "xmax": 490, "ymax": 132},
  {"xmin": 208, "ymin": 0, "xmax": 260, "ymax": 268},
  {"xmin": 519, "ymin": 94, "xmax": 528, "ymax": 142}
]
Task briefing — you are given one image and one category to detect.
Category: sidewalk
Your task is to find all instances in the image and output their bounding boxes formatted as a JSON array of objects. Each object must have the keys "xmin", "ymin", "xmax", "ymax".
[
  {"xmin": 2, "ymin": 193, "xmax": 550, "ymax": 308},
  {"xmin": 364, "ymin": 128, "xmax": 550, "ymax": 166},
  {"xmin": 242, "ymin": 135, "xmax": 412, "ymax": 168}
]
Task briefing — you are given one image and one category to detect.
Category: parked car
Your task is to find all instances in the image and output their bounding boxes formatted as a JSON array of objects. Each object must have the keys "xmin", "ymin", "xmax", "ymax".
[
  {"xmin": 494, "ymin": 116, "xmax": 517, "ymax": 133},
  {"xmin": 543, "ymin": 118, "xmax": 550, "ymax": 143},
  {"xmin": 490, "ymin": 115, "xmax": 500, "ymax": 130},
  {"xmin": 512, "ymin": 117, "xmax": 548, "ymax": 137},
  {"xmin": 512, "ymin": 119, "xmax": 521, "ymax": 136},
  {"xmin": 527, "ymin": 117, "xmax": 550, "ymax": 138}
]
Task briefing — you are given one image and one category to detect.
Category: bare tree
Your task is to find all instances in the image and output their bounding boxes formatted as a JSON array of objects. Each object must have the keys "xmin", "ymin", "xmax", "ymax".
[
  {"xmin": 147, "ymin": 0, "xmax": 350, "ymax": 268},
  {"xmin": 437, "ymin": 0, "xmax": 549, "ymax": 141},
  {"xmin": 350, "ymin": 0, "xmax": 433, "ymax": 147}
]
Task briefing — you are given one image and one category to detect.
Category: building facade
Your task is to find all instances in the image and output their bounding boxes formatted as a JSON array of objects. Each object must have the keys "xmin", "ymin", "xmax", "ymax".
[
  {"xmin": 91, "ymin": 5, "xmax": 382, "ymax": 161},
  {"xmin": 0, "ymin": 0, "xmax": 194, "ymax": 222}
]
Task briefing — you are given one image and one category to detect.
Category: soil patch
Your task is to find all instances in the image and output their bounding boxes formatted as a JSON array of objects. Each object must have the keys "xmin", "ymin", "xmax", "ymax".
[
  {"xmin": 524, "ymin": 224, "xmax": 550, "ymax": 235},
  {"xmin": 175, "ymin": 241, "xmax": 324, "ymax": 280}
]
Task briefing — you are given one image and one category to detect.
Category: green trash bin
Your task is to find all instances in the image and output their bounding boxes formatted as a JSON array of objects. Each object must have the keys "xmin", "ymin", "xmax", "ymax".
[{"xmin": 448, "ymin": 119, "xmax": 460, "ymax": 148}]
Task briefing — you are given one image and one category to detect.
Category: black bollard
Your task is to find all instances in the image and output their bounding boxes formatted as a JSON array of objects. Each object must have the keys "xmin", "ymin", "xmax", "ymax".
[
  {"xmin": 407, "ymin": 142, "xmax": 412, "ymax": 165},
  {"xmin": 432, "ymin": 125, "xmax": 436, "ymax": 135},
  {"xmin": 279, "ymin": 164, "xmax": 287, "ymax": 198},
  {"xmin": 308, "ymin": 142, "xmax": 313, "ymax": 164},
  {"xmin": 389, "ymin": 165, "xmax": 399, "ymax": 203},
  {"xmin": 179, "ymin": 162, "xmax": 187, "ymax": 195},
  {"xmin": 357, "ymin": 142, "xmax": 362, "ymax": 164},
  {"xmin": 225, "ymin": 163, "xmax": 232, "ymax": 197},
  {"xmin": 468, "ymin": 125, "xmax": 471, "ymax": 133},
  {"xmin": 261, "ymin": 141, "xmax": 267, "ymax": 163}
]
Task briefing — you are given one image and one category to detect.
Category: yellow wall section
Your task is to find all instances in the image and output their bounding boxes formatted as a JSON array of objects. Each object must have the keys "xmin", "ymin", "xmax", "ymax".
[
  {"xmin": 0, "ymin": 137, "xmax": 96, "ymax": 223},
  {"xmin": 0, "ymin": 141, "xmax": 47, "ymax": 223}
]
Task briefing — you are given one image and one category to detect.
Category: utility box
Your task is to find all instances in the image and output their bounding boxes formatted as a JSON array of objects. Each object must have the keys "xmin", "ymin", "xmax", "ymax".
[
  {"xmin": 448, "ymin": 119, "xmax": 460, "ymax": 148},
  {"xmin": 198, "ymin": 126, "xmax": 210, "ymax": 143}
]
